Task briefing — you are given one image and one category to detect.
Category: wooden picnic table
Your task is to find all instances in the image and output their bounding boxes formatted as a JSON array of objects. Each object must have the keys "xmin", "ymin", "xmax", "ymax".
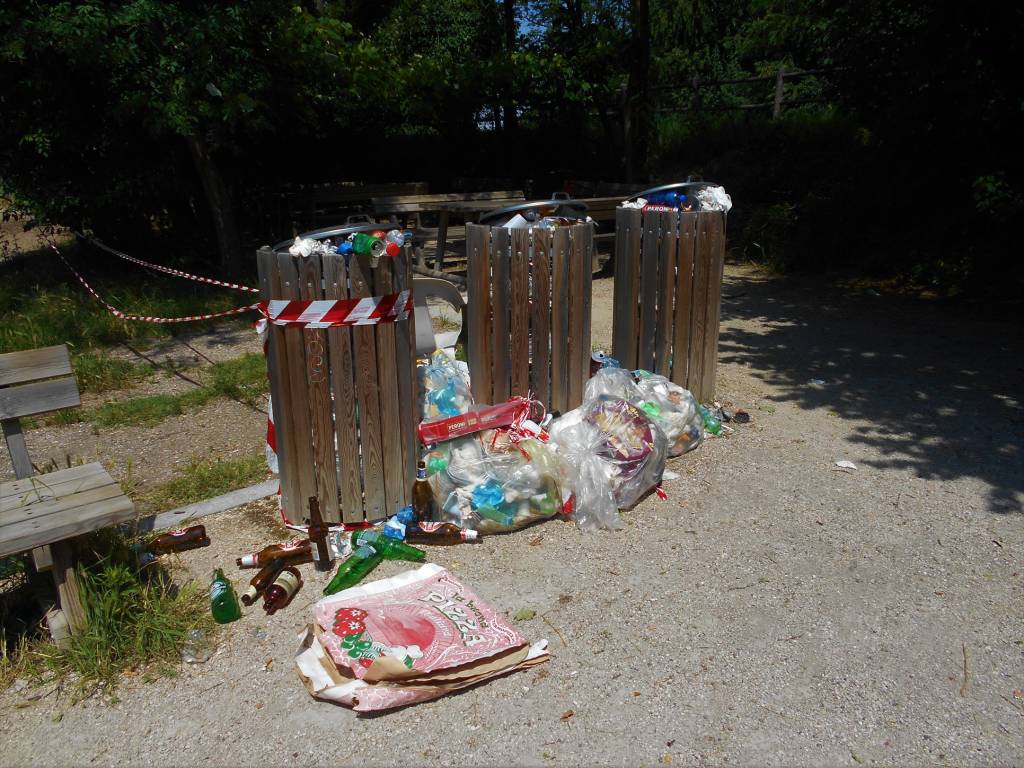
[{"xmin": 372, "ymin": 191, "xmax": 526, "ymax": 271}]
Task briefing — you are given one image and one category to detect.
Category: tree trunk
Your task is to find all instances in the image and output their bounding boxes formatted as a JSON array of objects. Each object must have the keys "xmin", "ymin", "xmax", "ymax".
[
  {"xmin": 502, "ymin": 0, "xmax": 518, "ymax": 138},
  {"xmin": 186, "ymin": 133, "xmax": 242, "ymax": 275},
  {"xmin": 624, "ymin": 0, "xmax": 651, "ymax": 183}
]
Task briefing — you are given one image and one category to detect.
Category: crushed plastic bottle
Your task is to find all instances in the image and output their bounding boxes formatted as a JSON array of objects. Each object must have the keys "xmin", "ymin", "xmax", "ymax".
[
  {"xmin": 698, "ymin": 404, "xmax": 722, "ymax": 436},
  {"xmin": 181, "ymin": 628, "xmax": 212, "ymax": 663}
]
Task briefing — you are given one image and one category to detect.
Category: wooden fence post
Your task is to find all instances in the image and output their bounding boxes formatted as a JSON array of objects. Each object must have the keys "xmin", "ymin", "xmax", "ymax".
[{"xmin": 772, "ymin": 67, "xmax": 786, "ymax": 119}]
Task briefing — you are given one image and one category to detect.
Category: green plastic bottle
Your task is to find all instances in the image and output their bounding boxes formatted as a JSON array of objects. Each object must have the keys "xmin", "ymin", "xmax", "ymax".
[
  {"xmin": 698, "ymin": 405, "xmax": 722, "ymax": 436},
  {"xmin": 351, "ymin": 530, "xmax": 426, "ymax": 563},
  {"xmin": 210, "ymin": 568, "xmax": 241, "ymax": 624},
  {"xmin": 323, "ymin": 544, "xmax": 383, "ymax": 596}
]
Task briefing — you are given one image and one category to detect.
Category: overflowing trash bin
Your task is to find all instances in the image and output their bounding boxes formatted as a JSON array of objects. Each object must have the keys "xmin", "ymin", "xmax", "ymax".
[{"xmin": 612, "ymin": 182, "xmax": 731, "ymax": 402}]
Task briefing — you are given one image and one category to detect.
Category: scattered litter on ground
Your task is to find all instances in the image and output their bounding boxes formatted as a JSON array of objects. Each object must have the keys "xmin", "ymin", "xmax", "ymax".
[{"xmin": 834, "ymin": 460, "xmax": 858, "ymax": 471}]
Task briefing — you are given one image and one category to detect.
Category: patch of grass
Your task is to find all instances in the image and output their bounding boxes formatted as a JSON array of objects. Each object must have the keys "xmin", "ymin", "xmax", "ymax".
[
  {"xmin": 42, "ymin": 353, "xmax": 268, "ymax": 429},
  {"xmin": 89, "ymin": 389, "xmax": 214, "ymax": 428},
  {"xmin": 0, "ymin": 246, "xmax": 255, "ymax": 356},
  {"xmin": 139, "ymin": 453, "xmax": 267, "ymax": 511},
  {"xmin": 204, "ymin": 353, "xmax": 267, "ymax": 405},
  {"xmin": 1, "ymin": 530, "xmax": 213, "ymax": 697},
  {"xmin": 72, "ymin": 352, "xmax": 153, "ymax": 393}
]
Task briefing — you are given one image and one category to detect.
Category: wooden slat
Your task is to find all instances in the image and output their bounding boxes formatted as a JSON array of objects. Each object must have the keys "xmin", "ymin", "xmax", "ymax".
[
  {"xmin": 531, "ymin": 229, "xmax": 552, "ymax": 406},
  {"xmin": 0, "ymin": 481, "xmax": 124, "ymax": 528},
  {"xmin": 258, "ymin": 248, "xmax": 300, "ymax": 518},
  {"xmin": 0, "ymin": 345, "xmax": 72, "ymax": 386},
  {"xmin": 465, "ymin": 224, "xmax": 493, "ymax": 403},
  {"xmin": 580, "ymin": 224, "xmax": 594, "ymax": 389},
  {"xmin": 0, "ymin": 492, "xmax": 134, "ymax": 558},
  {"xmin": 322, "ymin": 253, "xmax": 364, "ymax": 523},
  {"xmin": 637, "ymin": 210, "xmax": 661, "ymax": 372},
  {"xmin": 0, "ymin": 378, "xmax": 80, "ymax": 421},
  {"xmin": 276, "ymin": 252, "xmax": 319, "ymax": 516},
  {"xmin": 392, "ymin": 242, "xmax": 417, "ymax": 489},
  {"xmin": 490, "ymin": 227, "xmax": 511, "ymax": 404},
  {"xmin": 672, "ymin": 212, "xmax": 698, "ymax": 387},
  {"xmin": 687, "ymin": 214, "xmax": 713, "ymax": 400},
  {"xmin": 348, "ymin": 254, "xmax": 387, "ymax": 521},
  {"xmin": 2, "ymin": 419, "xmax": 34, "ymax": 479},
  {"xmin": 509, "ymin": 228, "xmax": 531, "ymax": 398},
  {"xmin": 0, "ymin": 463, "xmax": 102, "ymax": 501},
  {"xmin": 653, "ymin": 210, "xmax": 677, "ymax": 377},
  {"xmin": 612, "ymin": 208, "xmax": 642, "ymax": 369},
  {"xmin": 0, "ymin": 466, "xmax": 113, "ymax": 517},
  {"xmin": 550, "ymin": 228, "xmax": 570, "ymax": 413},
  {"xmin": 298, "ymin": 254, "xmax": 340, "ymax": 522},
  {"xmin": 699, "ymin": 212, "xmax": 726, "ymax": 402},
  {"xmin": 373, "ymin": 252, "xmax": 405, "ymax": 516},
  {"xmin": 566, "ymin": 224, "xmax": 589, "ymax": 410}
]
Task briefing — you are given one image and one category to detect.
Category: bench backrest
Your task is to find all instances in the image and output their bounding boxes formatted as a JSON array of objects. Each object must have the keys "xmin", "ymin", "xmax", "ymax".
[{"xmin": 0, "ymin": 345, "xmax": 81, "ymax": 479}]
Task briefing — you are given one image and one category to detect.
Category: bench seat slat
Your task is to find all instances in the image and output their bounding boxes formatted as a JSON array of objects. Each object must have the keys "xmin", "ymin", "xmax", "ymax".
[
  {"xmin": 0, "ymin": 463, "xmax": 103, "ymax": 502},
  {"xmin": 0, "ymin": 493, "xmax": 135, "ymax": 558},
  {"xmin": 0, "ymin": 465, "xmax": 116, "ymax": 516},
  {"xmin": 0, "ymin": 377, "xmax": 81, "ymax": 420}
]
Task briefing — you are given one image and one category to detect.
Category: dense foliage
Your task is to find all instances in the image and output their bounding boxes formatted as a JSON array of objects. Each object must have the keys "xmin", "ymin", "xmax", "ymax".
[{"xmin": 1, "ymin": 1, "xmax": 1021, "ymax": 294}]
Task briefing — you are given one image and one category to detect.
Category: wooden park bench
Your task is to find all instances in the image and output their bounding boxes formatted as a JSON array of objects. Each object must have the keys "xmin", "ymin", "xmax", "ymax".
[
  {"xmin": 371, "ymin": 190, "xmax": 526, "ymax": 272},
  {"xmin": 1, "ymin": 345, "xmax": 135, "ymax": 641}
]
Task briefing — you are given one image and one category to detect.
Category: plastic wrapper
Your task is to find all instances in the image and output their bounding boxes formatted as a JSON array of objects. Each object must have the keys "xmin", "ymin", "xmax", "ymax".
[
  {"xmin": 297, "ymin": 564, "xmax": 549, "ymax": 713},
  {"xmin": 418, "ymin": 350, "xmax": 474, "ymax": 420},
  {"xmin": 550, "ymin": 395, "xmax": 667, "ymax": 511},
  {"xmin": 429, "ymin": 434, "xmax": 566, "ymax": 534},
  {"xmin": 583, "ymin": 366, "xmax": 642, "ymax": 402},
  {"xmin": 696, "ymin": 185, "xmax": 733, "ymax": 212},
  {"xmin": 632, "ymin": 371, "xmax": 703, "ymax": 457}
]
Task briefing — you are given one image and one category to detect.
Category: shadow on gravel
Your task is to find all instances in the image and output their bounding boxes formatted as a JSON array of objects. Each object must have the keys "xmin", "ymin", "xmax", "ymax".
[{"xmin": 718, "ymin": 269, "xmax": 1024, "ymax": 514}]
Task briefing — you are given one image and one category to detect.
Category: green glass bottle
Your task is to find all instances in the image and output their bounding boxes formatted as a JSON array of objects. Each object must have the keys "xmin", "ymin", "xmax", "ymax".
[
  {"xmin": 351, "ymin": 530, "xmax": 426, "ymax": 563},
  {"xmin": 698, "ymin": 405, "xmax": 722, "ymax": 436},
  {"xmin": 323, "ymin": 544, "xmax": 383, "ymax": 596},
  {"xmin": 210, "ymin": 568, "xmax": 242, "ymax": 624}
]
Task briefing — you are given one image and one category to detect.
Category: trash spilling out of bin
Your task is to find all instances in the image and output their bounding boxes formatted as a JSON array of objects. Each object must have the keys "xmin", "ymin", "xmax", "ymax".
[{"xmin": 296, "ymin": 563, "xmax": 549, "ymax": 713}]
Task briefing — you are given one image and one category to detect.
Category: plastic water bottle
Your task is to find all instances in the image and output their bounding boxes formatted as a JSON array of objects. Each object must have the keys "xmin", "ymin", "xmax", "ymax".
[{"xmin": 181, "ymin": 628, "xmax": 212, "ymax": 663}]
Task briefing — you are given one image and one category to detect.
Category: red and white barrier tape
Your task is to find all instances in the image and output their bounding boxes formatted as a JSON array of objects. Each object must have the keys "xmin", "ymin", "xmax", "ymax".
[
  {"xmin": 49, "ymin": 242, "xmax": 260, "ymax": 323},
  {"xmin": 75, "ymin": 231, "xmax": 259, "ymax": 294},
  {"xmin": 257, "ymin": 292, "xmax": 412, "ymax": 328}
]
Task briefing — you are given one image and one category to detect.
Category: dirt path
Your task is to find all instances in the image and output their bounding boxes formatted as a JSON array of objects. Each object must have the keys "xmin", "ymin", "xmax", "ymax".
[{"xmin": 1, "ymin": 265, "xmax": 1021, "ymax": 767}]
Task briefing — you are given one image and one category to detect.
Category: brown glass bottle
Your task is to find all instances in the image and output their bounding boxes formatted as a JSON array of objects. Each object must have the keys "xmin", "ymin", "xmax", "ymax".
[
  {"xmin": 405, "ymin": 522, "xmax": 479, "ymax": 545},
  {"xmin": 410, "ymin": 461, "xmax": 438, "ymax": 526},
  {"xmin": 240, "ymin": 561, "xmax": 284, "ymax": 606},
  {"xmin": 148, "ymin": 525, "xmax": 210, "ymax": 555},
  {"xmin": 307, "ymin": 496, "xmax": 333, "ymax": 572},
  {"xmin": 263, "ymin": 567, "xmax": 303, "ymax": 615},
  {"xmin": 236, "ymin": 540, "xmax": 312, "ymax": 569}
]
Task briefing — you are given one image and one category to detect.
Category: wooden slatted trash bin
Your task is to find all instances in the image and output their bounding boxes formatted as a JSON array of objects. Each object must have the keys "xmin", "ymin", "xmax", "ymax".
[
  {"xmin": 611, "ymin": 183, "xmax": 727, "ymax": 403},
  {"xmin": 465, "ymin": 200, "xmax": 594, "ymax": 414},
  {"xmin": 257, "ymin": 225, "xmax": 417, "ymax": 524}
]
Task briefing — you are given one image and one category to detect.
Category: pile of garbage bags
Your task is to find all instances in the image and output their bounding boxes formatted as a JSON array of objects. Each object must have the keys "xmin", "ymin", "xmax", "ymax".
[{"xmin": 418, "ymin": 353, "xmax": 706, "ymax": 532}]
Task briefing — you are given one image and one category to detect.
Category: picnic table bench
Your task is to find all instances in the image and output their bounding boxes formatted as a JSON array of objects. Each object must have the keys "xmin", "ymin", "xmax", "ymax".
[
  {"xmin": 372, "ymin": 190, "xmax": 526, "ymax": 272},
  {"xmin": 1, "ymin": 345, "xmax": 135, "ymax": 640}
]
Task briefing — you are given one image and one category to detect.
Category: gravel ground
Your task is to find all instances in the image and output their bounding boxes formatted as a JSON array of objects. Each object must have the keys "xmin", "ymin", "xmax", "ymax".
[{"xmin": 1, "ymin": 265, "xmax": 1022, "ymax": 767}]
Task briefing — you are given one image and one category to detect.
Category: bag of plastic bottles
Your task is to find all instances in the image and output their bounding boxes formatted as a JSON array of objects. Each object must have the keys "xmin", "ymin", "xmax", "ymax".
[
  {"xmin": 418, "ymin": 350, "xmax": 474, "ymax": 421},
  {"xmin": 547, "ymin": 419, "xmax": 622, "ymax": 531},
  {"xmin": 632, "ymin": 370, "xmax": 703, "ymax": 457},
  {"xmin": 583, "ymin": 366, "xmax": 641, "ymax": 402},
  {"xmin": 428, "ymin": 434, "xmax": 566, "ymax": 534},
  {"xmin": 550, "ymin": 395, "xmax": 667, "ymax": 511}
]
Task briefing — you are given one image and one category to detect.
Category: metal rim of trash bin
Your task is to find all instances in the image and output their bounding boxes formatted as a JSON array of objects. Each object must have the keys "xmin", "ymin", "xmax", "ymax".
[
  {"xmin": 272, "ymin": 223, "xmax": 399, "ymax": 253},
  {"xmin": 478, "ymin": 199, "xmax": 589, "ymax": 226},
  {"xmin": 629, "ymin": 181, "xmax": 719, "ymax": 202}
]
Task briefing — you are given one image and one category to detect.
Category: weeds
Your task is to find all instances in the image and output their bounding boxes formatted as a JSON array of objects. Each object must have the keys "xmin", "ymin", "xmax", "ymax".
[
  {"xmin": 0, "ymin": 529, "xmax": 213, "ymax": 697},
  {"xmin": 139, "ymin": 454, "xmax": 267, "ymax": 511},
  {"xmin": 72, "ymin": 352, "xmax": 152, "ymax": 393}
]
